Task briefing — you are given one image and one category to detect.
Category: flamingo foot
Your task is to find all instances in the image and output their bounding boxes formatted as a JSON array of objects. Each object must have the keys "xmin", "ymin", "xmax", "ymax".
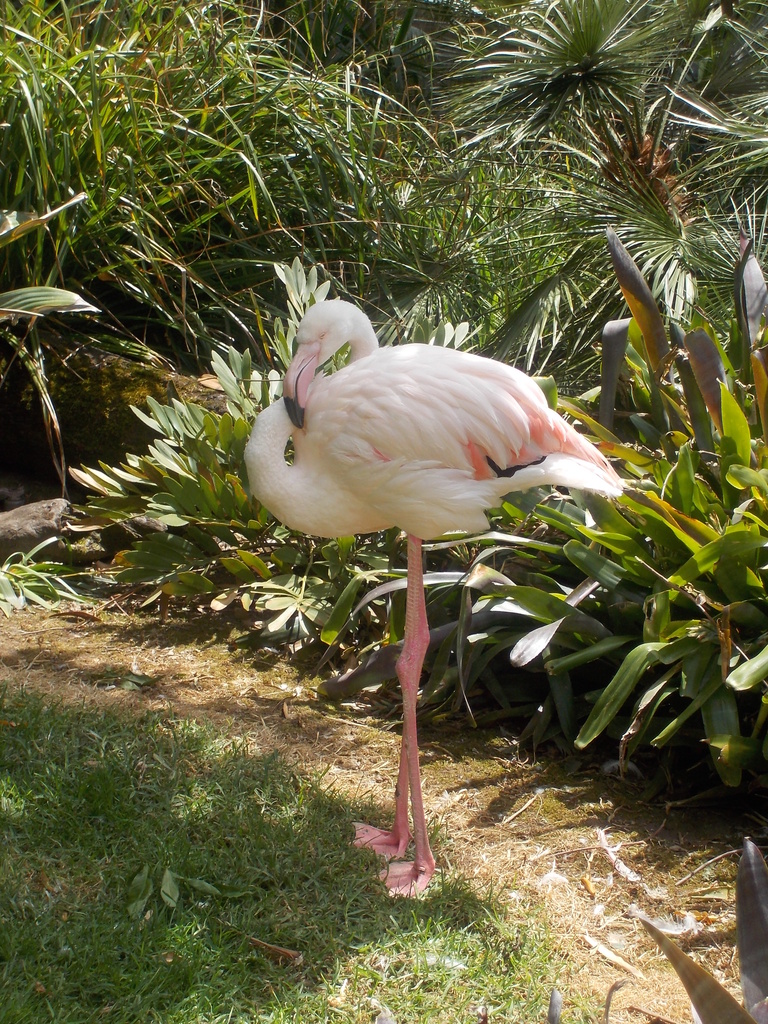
[
  {"xmin": 380, "ymin": 858, "xmax": 435, "ymax": 897},
  {"xmin": 353, "ymin": 823, "xmax": 410, "ymax": 861}
]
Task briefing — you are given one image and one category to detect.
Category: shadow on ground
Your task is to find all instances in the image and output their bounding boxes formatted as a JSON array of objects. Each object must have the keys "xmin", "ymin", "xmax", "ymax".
[{"xmin": 0, "ymin": 689, "xmax": 556, "ymax": 1024}]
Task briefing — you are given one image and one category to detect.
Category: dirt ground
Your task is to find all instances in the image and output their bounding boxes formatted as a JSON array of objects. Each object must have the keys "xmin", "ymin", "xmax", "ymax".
[{"xmin": 0, "ymin": 604, "xmax": 755, "ymax": 1023}]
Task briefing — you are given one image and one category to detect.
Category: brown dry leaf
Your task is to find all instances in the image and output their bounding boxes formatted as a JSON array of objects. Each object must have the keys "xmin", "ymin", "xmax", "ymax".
[
  {"xmin": 581, "ymin": 873, "xmax": 596, "ymax": 896},
  {"xmin": 198, "ymin": 374, "xmax": 224, "ymax": 391},
  {"xmin": 281, "ymin": 701, "xmax": 296, "ymax": 721},
  {"xmin": 584, "ymin": 933, "xmax": 645, "ymax": 979},
  {"xmin": 328, "ymin": 979, "xmax": 349, "ymax": 1007},
  {"xmin": 247, "ymin": 935, "xmax": 303, "ymax": 965},
  {"xmin": 211, "ymin": 591, "xmax": 239, "ymax": 612}
]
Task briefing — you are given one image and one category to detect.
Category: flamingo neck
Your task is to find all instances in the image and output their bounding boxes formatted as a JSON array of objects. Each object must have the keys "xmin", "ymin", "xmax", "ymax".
[
  {"xmin": 244, "ymin": 400, "xmax": 298, "ymax": 523},
  {"xmin": 340, "ymin": 305, "xmax": 379, "ymax": 362}
]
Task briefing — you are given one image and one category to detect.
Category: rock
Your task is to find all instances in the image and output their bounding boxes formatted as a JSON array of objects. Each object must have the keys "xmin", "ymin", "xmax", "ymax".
[
  {"xmin": 0, "ymin": 498, "xmax": 71, "ymax": 562},
  {"xmin": 0, "ymin": 499, "xmax": 168, "ymax": 565}
]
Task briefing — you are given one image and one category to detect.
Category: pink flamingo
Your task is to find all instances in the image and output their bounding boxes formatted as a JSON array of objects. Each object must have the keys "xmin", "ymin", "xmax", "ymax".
[{"xmin": 245, "ymin": 299, "xmax": 622, "ymax": 896}]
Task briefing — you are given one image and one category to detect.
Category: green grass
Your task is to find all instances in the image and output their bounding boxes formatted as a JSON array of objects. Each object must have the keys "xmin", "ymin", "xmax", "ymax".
[{"xmin": 0, "ymin": 690, "xmax": 581, "ymax": 1024}]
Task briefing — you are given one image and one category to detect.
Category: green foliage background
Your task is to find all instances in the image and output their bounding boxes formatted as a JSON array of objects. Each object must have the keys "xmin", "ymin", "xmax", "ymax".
[
  {"xmin": 4, "ymin": 0, "xmax": 768, "ymax": 377},
  {"xmin": 4, "ymin": 0, "xmax": 768, "ymax": 791}
]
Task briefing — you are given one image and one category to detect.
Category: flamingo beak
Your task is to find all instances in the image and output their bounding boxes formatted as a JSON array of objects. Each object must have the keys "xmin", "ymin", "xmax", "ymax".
[
  {"xmin": 283, "ymin": 341, "xmax": 321, "ymax": 430},
  {"xmin": 283, "ymin": 394, "xmax": 304, "ymax": 430}
]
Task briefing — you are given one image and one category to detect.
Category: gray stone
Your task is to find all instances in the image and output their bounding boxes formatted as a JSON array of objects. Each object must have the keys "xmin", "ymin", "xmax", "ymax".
[{"xmin": 0, "ymin": 498, "xmax": 70, "ymax": 562}]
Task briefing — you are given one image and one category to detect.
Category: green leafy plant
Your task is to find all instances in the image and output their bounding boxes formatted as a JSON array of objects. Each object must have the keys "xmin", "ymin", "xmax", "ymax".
[
  {"xmin": 9, "ymin": 0, "xmax": 768, "ymax": 397},
  {"xmin": 442, "ymin": 225, "xmax": 768, "ymax": 786},
  {"xmin": 0, "ymin": 540, "xmax": 90, "ymax": 616},
  {"xmin": 567, "ymin": 227, "xmax": 768, "ymax": 784}
]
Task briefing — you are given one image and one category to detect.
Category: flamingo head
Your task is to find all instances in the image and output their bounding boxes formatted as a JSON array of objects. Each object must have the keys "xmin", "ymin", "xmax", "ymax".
[{"xmin": 283, "ymin": 300, "xmax": 378, "ymax": 429}]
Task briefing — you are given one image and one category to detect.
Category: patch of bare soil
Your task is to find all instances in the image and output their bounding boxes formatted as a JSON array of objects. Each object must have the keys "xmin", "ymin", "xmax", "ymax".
[{"xmin": 0, "ymin": 605, "xmax": 753, "ymax": 1023}]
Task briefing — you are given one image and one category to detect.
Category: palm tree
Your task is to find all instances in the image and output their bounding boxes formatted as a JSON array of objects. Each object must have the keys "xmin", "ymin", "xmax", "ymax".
[{"xmin": 442, "ymin": 0, "xmax": 768, "ymax": 384}]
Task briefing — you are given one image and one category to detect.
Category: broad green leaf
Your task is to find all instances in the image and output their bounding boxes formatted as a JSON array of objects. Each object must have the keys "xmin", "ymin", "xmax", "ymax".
[
  {"xmin": 644, "ymin": 587, "xmax": 670, "ymax": 643},
  {"xmin": 563, "ymin": 540, "xmax": 627, "ymax": 590},
  {"xmin": 575, "ymin": 643, "xmax": 666, "ymax": 749},
  {"xmin": 737, "ymin": 840, "xmax": 768, "ymax": 1015},
  {"xmin": 621, "ymin": 673, "xmax": 676, "ymax": 759},
  {"xmin": 220, "ymin": 557, "xmax": 258, "ymax": 582},
  {"xmin": 702, "ymin": 686, "xmax": 742, "ymax": 785},
  {"xmin": 210, "ymin": 589, "xmax": 240, "ymax": 611},
  {"xmin": 738, "ymin": 232, "xmax": 768, "ymax": 348},
  {"xmin": 509, "ymin": 616, "xmax": 567, "ymax": 668},
  {"xmin": 557, "ymin": 398, "xmax": 623, "ymax": 444},
  {"xmin": 727, "ymin": 465, "xmax": 768, "ymax": 494},
  {"xmin": 752, "ymin": 348, "xmax": 768, "ymax": 443},
  {"xmin": 534, "ymin": 375, "xmax": 558, "ymax": 410},
  {"xmin": 674, "ymin": 327, "xmax": 715, "ymax": 453},
  {"xmin": 455, "ymin": 586, "xmax": 475, "ymax": 716},
  {"xmin": 707, "ymin": 734, "xmax": 761, "ymax": 769},
  {"xmin": 320, "ymin": 575, "xmax": 366, "ymax": 645},
  {"xmin": 422, "ymin": 627, "xmax": 459, "ymax": 704},
  {"xmin": 0, "ymin": 192, "xmax": 86, "ymax": 245},
  {"xmin": 236, "ymin": 550, "xmax": 272, "ymax": 579},
  {"xmin": 625, "ymin": 490, "xmax": 720, "ymax": 551},
  {"xmin": 684, "ymin": 328, "xmax": 726, "ymax": 433},
  {"xmin": 127, "ymin": 865, "xmax": 153, "ymax": 919},
  {"xmin": 185, "ymin": 878, "xmax": 222, "ymax": 897},
  {"xmin": 599, "ymin": 318, "xmax": 630, "ymax": 430},
  {"xmin": 544, "ymin": 636, "xmax": 634, "ymax": 674},
  {"xmin": 160, "ymin": 868, "xmax": 180, "ymax": 909},
  {"xmin": 0, "ymin": 286, "xmax": 98, "ymax": 320},
  {"xmin": 720, "ymin": 383, "xmax": 753, "ymax": 468},
  {"xmin": 265, "ymin": 605, "xmax": 298, "ymax": 634},
  {"xmin": 655, "ymin": 636, "xmax": 705, "ymax": 664},
  {"xmin": 653, "ymin": 664, "xmax": 721, "ymax": 747},
  {"xmin": 727, "ymin": 645, "xmax": 768, "ymax": 691},
  {"xmin": 667, "ymin": 442, "xmax": 696, "ymax": 516},
  {"xmin": 548, "ymin": 669, "xmax": 576, "ymax": 743},
  {"xmin": 669, "ymin": 532, "xmax": 767, "ymax": 588},
  {"xmin": 480, "ymin": 586, "xmax": 610, "ymax": 638},
  {"xmin": 166, "ymin": 572, "xmax": 215, "ymax": 595},
  {"xmin": 582, "ymin": 493, "xmax": 640, "ymax": 537},
  {"xmin": 463, "ymin": 563, "xmax": 516, "ymax": 592}
]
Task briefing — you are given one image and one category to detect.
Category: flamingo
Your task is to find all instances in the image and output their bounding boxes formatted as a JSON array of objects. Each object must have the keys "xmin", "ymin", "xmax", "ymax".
[{"xmin": 245, "ymin": 299, "xmax": 622, "ymax": 896}]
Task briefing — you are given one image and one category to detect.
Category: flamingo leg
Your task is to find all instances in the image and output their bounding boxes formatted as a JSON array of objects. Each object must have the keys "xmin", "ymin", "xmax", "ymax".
[
  {"xmin": 380, "ymin": 534, "xmax": 436, "ymax": 896},
  {"xmin": 354, "ymin": 739, "xmax": 410, "ymax": 859}
]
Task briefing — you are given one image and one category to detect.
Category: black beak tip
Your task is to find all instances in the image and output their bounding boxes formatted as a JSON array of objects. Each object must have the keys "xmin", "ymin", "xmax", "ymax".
[{"xmin": 283, "ymin": 395, "xmax": 305, "ymax": 429}]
